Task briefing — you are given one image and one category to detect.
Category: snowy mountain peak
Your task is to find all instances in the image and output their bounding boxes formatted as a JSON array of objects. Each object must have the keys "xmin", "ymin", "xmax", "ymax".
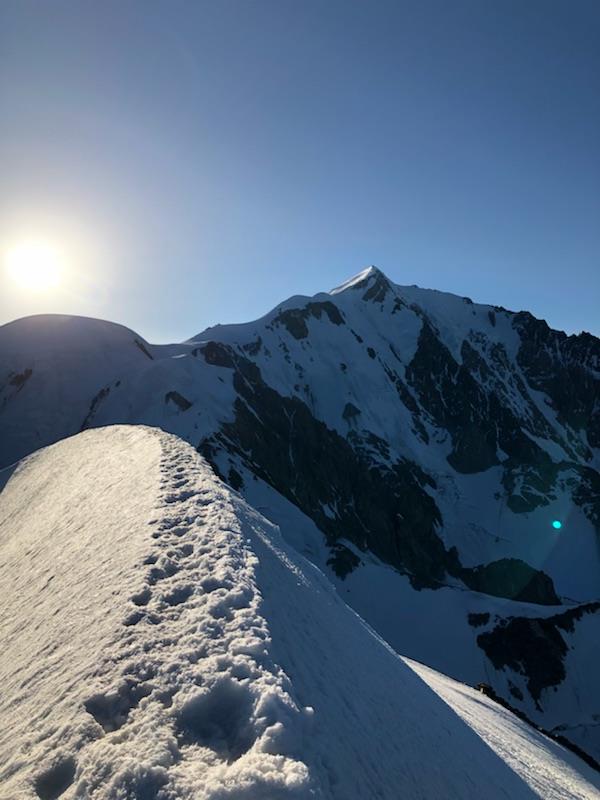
[{"xmin": 329, "ymin": 265, "xmax": 387, "ymax": 295}]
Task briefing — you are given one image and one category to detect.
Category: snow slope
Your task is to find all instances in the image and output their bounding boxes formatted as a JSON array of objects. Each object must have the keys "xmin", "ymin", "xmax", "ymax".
[
  {"xmin": 410, "ymin": 659, "xmax": 600, "ymax": 800},
  {"xmin": 0, "ymin": 315, "xmax": 160, "ymax": 467},
  {"xmin": 208, "ymin": 457, "xmax": 600, "ymax": 763},
  {"xmin": 2, "ymin": 426, "xmax": 599, "ymax": 799}
]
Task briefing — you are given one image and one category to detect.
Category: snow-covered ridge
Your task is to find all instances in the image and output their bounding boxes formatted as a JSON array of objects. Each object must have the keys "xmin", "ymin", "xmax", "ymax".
[
  {"xmin": 190, "ymin": 263, "xmax": 508, "ymax": 353},
  {"xmin": 1, "ymin": 426, "xmax": 599, "ymax": 799}
]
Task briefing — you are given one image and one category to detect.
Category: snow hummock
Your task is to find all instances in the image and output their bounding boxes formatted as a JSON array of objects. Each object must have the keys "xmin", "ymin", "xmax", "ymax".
[
  {"xmin": 0, "ymin": 315, "xmax": 159, "ymax": 468},
  {"xmin": 1, "ymin": 426, "xmax": 599, "ymax": 799}
]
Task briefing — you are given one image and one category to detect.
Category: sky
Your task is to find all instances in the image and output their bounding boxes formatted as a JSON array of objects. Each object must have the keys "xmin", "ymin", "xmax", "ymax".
[{"xmin": 1, "ymin": 0, "xmax": 599, "ymax": 342}]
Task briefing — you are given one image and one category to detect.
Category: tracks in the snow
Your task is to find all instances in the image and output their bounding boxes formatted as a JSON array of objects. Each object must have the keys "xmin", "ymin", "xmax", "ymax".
[
  {"xmin": 28, "ymin": 430, "xmax": 312, "ymax": 800},
  {"xmin": 60, "ymin": 432, "xmax": 300, "ymax": 797}
]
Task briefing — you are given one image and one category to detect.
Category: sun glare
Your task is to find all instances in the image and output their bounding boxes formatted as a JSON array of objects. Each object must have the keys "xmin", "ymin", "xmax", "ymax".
[{"xmin": 4, "ymin": 241, "xmax": 64, "ymax": 291}]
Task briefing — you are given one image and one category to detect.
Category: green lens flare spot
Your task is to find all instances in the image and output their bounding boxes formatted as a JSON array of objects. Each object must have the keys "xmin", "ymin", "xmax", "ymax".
[{"xmin": 552, "ymin": 520, "xmax": 562, "ymax": 530}]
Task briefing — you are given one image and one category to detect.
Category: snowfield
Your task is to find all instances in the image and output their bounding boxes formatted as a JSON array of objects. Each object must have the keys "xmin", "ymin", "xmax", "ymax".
[{"xmin": 1, "ymin": 426, "xmax": 599, "ymax": 799}]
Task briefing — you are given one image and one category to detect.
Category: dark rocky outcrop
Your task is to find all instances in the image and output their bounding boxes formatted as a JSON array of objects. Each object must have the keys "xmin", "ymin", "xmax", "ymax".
[
  {"xmin": 197, "ymin": 341, "xmax": 235, "ymax": 368},
  {"xmin": 478, "ymin": 602, "xmax": 600, "ymax": 704},
  {"xmin": 134, "ymin": 338, "xmax": 153, "ymax": 360},
  {"xmin": 165, "ymin": 391, "xmax": 192, "ymax": 411},
  {"xmin": 342, "ymin": 402, "xmax": 361, "ymax": 422},
  {"xmin": 200, "ymin": 349, "xmax": 454, "ymax": 588},
  {"xmin": 81, "ymin": 386, "xmax": 111, "ymax": 430},
  {"xmin": 272, "ymin": 301, "xmax": 345, "ymax": 340},
  {"xmin": 1, "ymin": 368, "xmax": 34, "ymax": 412},
  {"xmin": 460, "ymin": 559, "xmax": 559, "ymax": 605},
  {"xmin": 514, "ymin": 313, "xmax": 600, "ymax": 450},
  {"xmin": 468, "ymin": 612, "xmax": 490, "ymax": 628},
  {"xmin": 327, "ymin": 544, "xmax": 362, "ymax": 579},
  {"xmin": 404, "ymin": 318, "xmax": 598, "ymax": 528},
  {"xmin": 9, "ymin": 368, "xmax": 32, "ymax": 389},
  {"xmin": 406, "ymin": 323, "xmax": 500, "ymax": 473}
]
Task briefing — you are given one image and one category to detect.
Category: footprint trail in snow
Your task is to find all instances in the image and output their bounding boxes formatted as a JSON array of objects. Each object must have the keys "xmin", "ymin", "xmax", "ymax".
[{"xmin": 1, "ymin": 426, "xmax": 599, "ymax": 800}]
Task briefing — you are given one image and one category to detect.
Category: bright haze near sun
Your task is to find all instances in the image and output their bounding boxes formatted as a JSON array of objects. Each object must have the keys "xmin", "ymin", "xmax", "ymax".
[{"xmin": 4, "ymin": 241, "xmax": 65, "ymax": 292}]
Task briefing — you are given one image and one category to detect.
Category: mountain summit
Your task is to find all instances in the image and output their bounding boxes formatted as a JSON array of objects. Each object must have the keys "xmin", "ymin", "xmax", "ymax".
[{"xmin": 329, "ymin": 264, "xmax": 389, "ymax": 293}]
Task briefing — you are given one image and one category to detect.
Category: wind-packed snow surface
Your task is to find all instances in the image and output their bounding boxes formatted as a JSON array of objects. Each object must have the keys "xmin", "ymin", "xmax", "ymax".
[{"xmin": 1, "ymin": 427, "xmax": 599, "ymax": 799}]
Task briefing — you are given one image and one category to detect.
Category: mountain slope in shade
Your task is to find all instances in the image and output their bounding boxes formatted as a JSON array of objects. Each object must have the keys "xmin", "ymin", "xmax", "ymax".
[
  {"xmin": 0, "ymin": 314, "xmax": 158, "ymax": 467},
  {"xmin": 1, "ymin": 266, "xmax": 600, "ymax": 761},
  {"xmin": 1, "ymin": 426, "xmax": 599, "ymax": 800}
]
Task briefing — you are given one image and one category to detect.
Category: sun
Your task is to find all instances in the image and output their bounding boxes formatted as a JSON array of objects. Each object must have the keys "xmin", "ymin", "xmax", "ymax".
[{"xmin": 4, "ymin": 241, "xmax": 64, "ymax": 291}]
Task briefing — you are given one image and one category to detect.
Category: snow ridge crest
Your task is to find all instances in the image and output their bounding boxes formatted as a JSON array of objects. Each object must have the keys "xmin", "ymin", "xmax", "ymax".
[{"xmin": 329, "ymin": 265, "xmax": 387, "ymax": 295}]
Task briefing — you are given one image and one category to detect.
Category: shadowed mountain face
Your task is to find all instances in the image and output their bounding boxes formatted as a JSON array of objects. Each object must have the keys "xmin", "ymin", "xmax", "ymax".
[{"xmin": 2, "ymin": 266, "xmax": 600, "ymax": 760}]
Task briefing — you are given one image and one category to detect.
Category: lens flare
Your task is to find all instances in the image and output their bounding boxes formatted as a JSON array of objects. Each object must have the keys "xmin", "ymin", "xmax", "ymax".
[{"xmin": 552, "ymin": 520, "xmax": 562, "ymax": 530}]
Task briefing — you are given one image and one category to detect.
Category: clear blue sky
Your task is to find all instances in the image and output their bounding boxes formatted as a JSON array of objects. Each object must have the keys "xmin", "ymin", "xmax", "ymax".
[{"xmin": 1, "ymin": 0, "xmax": 598, "ymax": 342}]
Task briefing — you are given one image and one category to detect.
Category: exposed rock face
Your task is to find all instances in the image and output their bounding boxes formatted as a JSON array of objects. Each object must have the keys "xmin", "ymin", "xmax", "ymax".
[
  {"xmin": 201, "ymin": 348, "xmax": 452, "ymax": 589},
  {"xmin": 514, "ymin": 313, "xmax": 600, "ymax": 450},
  {"xmin": 459, "ymin": 559, "xmax": 559, "ymax": 605},
  {"xmin": 406, "ymin": 322, "xmax": 502, "ymax": 473},
  {"xmin": 271, "ymin": 301, "xmax": 345, "ymax": 340},
  {"xmin": 196, "ymin": 346, "xmax": 561, "ymax": 604},
  {"xmin": 165, "ymin": 391, "xmax": 193, "ymax": 411},
  {"xmin": 478, "ymin": 602, "xmax": 600, "ymax": 705}
]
